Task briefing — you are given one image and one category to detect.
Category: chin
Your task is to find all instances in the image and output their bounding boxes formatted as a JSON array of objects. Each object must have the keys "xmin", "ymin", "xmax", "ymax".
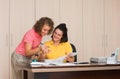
[{"xmin": 41, "ymin": 34, "xmax": 46, "ymax": 36}]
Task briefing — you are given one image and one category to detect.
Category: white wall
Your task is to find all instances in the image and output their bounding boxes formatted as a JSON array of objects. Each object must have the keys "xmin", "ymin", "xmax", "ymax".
[{"xmin": 0, "ymin": 0, "xmax": 10, "ymax": 79}]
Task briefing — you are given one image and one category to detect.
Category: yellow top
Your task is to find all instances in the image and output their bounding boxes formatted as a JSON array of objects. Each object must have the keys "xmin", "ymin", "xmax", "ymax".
[{"xmin": 44, "ymin": 40, "xmax": 72, "ymax": 59}]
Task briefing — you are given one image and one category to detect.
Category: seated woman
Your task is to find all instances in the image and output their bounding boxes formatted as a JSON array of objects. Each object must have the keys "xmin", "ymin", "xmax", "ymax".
[{"xmin": 39, "ymin": 23, "xmax": 74, "ymax": 62}]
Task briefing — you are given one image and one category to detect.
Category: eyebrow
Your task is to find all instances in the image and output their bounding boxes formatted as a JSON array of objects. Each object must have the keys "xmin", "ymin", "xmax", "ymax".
[{"xmin": 54, "ymin": 31, "xmax": 62, "ymax": 36}]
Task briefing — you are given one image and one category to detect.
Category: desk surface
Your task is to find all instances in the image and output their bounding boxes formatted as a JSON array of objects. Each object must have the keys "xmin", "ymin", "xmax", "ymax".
[
  {"xmin": 24, "ymin": 63, "xmax": 120, "ymax": 73},
  {"xmin": 24, "ymin": 63, "xmax": 120, "ymax": 79}
]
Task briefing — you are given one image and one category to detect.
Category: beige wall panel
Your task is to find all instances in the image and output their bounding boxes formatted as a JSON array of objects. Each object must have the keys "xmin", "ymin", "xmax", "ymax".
[
  {"xmin": 83, "ymin": 0, "xmax": 104, "ymax": 61},
  {"xmin": 35, "ymin": 0, "xmax": 60, "ymax": 42},
  {"xmin": 60, "ymin": 0, "xmax": 83, "ymax": 61},
  {"xmin": 10, "ymin": 0, "xmax": 35, "ymax": 53},
  {"xmin": 10, "ymin": 0, "xmax": 35, "ymax": 79},
  {"xmin": 0, "ymin": 0, "xmax": 10, "ymax": 79},
  {"xmin": 105, "ymin": 0, "xmax": 120, "ymax": 60}
]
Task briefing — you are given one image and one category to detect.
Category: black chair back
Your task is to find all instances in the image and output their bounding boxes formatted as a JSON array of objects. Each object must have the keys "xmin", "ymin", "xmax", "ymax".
[{"xmin": 70, "ymin": 43, "xmax": 77, "ymax": 62}]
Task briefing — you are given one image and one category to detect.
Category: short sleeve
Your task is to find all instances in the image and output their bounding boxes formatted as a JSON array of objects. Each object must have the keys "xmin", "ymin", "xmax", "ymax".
[
  {"xmin": 64, "ymin": 42, "xmax": 72, "ymax": 54},
  {"xmin": 23, "ymin": 30, "xmax": 34, "ymax": 45}
]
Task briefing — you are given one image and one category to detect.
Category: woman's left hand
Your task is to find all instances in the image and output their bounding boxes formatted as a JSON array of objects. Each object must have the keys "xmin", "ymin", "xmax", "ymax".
[{"xmin": 65, "ymin": 55, "xmax": 74, "ymax": 62}]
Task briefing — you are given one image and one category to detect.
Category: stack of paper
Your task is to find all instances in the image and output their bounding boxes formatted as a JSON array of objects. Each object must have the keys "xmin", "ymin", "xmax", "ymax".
[
  {"xmin": 30, "ymin": 62, "xmax": 49, "ymax": 67},
  {"xmin": 30, "ymin": 52, "xmax": 77, "ymax": 67},
  {"xmin": 30, "ymin": 62, "xmax": 75, "ymax": 67}
]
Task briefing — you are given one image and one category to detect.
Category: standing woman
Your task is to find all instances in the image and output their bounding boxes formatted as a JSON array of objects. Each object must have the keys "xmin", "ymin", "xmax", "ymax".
[{"xmin": 11, "ymin": 17, "xmax": 54, "ymax": 79}]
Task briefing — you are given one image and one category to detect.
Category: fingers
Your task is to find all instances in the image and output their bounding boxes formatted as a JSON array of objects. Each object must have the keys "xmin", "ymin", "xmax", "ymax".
[
  {"xmin": 65, "ymin": 56, "xmax": 74, "ymax": 62},
  {"xmin": 40, "ymin": 44, "xmax": 50, "ymax": 53}
]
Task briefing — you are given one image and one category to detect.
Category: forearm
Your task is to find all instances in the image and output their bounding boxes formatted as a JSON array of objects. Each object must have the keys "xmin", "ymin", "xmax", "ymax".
[{"xmin": 26, "ymin": 47, "xmax": 40, "ymax": 57}]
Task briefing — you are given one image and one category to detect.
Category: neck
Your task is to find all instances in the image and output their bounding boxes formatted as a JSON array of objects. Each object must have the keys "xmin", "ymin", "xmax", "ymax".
[{"xmin": 53, "ymin": 41, "xmax": 60, "ymax": 46}]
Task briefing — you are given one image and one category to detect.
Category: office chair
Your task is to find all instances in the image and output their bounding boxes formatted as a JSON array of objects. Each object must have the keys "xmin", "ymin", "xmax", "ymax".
[{"xmin": 70, "ymin": 43, "xmax": 77, "ymax": 62}]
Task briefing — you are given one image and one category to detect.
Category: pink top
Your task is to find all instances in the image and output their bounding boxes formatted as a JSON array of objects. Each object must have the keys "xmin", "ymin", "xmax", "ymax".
[{"xmin": 15, "ymin": 28, "xmax": 42, "ymax": 56}]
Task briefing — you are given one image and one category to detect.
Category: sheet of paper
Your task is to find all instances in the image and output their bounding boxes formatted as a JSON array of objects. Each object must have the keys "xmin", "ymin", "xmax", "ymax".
[
  {"xmin": 44, "ymin": 52, "xmax": 77, "ymax": 64},
  {"xmin": 55, "ymin": 63, "xmax": 75, "ymax": 66},
  {"xmin": 30, "ymin": 52, "xmax": 77, "ymax": 67},
  {"xmin": 68, "ymin": 52, "xmax": 77, "ymax": 56},
  {"xmin": 30, "ymin": 62, "xmax": 49, "ymax": 67},
  {"xmin": 44, "ymin": 56, "xmax": 66, "ymax": 64}
]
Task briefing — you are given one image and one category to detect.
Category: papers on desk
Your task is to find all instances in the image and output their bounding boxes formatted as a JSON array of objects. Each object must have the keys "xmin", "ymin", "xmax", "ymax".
[
  {"xmin": 30, "ymin": 56, "xmax": 76, "ymax": 67},
  {"xmin": 54, "ymin": 63, "xmax": 75, "ymax": 66},
  {"xmin": 30, "ymin": 52, "xmax": 77, "ymax": 67},
  {"xmin": 44, "ymin": 52, "xmax": 77, "ymax": 64},
  {"xmin": 30, "ymin": 61, "xmax": 90, "ymax": 67},
  {"xmin": 30, "ymin": 62, "xmax": 75, "ymax": 67},
  {"xmin": 30, "ymin": 62, "xmax": 48, "ymax": 67},
  {"xmin": 44, "ymin": 56, "xmax": 66, "ymax": 64}
]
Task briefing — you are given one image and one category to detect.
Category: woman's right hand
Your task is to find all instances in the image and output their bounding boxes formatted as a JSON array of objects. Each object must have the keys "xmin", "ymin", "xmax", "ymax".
[
  {"xmin": 40, "ymin": 44, "xmax": 50, "ymax": 53},
  {"xmin": 38, "ymin": 45, "xmax": 50, "ymax": 61}
]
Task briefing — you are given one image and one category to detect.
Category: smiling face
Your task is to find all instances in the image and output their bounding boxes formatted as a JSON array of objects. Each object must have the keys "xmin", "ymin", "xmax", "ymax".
[
  {"xmin": 40, "ymin": 24, "xmax": 51, "ymax": 36},
  {"xmin": 52, "ymin": 28, "xmax": 63, "ymax": 43}
]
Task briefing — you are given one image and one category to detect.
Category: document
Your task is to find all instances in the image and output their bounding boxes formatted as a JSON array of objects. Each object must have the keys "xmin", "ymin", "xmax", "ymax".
[
  {"xmin": 44, "ymin": 52, "xmax": 77, "ymax": 64},
  {"xmin": 30, "ymin": 62, "xmax": 49, "ymax": 67},
  {"xmin": 44, "ymin": 56, "xmax": 66, "ymax": 64},
  {"xmin": 30, "ymin": 52, "xmax": 77, "ymax": 67}
]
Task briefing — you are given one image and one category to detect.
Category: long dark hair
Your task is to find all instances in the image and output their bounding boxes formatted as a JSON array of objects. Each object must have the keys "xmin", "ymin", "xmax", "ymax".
[{"xmin": 51, "ymin": 23, "xmax": 68, "ymax": 43}]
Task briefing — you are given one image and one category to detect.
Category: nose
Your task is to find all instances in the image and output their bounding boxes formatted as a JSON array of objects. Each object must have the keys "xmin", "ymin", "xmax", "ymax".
[{"xmin": 54, "ymin": 33, "xmax": 58, "ymax": 37}]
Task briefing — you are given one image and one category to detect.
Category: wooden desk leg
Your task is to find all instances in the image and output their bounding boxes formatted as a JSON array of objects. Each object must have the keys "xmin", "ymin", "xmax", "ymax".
[{"xmin": 23, "ymin": 70, "xmax": 28, "ymax": 79}]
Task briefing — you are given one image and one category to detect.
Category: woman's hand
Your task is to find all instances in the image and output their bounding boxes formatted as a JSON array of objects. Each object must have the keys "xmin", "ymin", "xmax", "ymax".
[
  {"xmin": 65, "ymin": 55, "xmax": 75, "ymax": 62},
  {"xmin": 38, "ymin": 45, "xmax": 51, "ymax": 61},
  {"xmin": 39, "ymin": 44, "xmax": 50, "ymax": 53}
]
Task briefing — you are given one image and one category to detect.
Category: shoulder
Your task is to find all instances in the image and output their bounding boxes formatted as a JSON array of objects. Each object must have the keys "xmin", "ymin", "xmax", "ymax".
[
  {"xmin": 62, "ymin": 42, "xmax": 72, "ymax": 49},
  {"xmin": 24, "ymin": 29, "xmax": 33, "ymax": 37},
  {"xmin": 24, "ymin": 28, "xmax": 41, "ymax": 38},
  {"xmin": 25, "ymin": 28, "xmax": 35, "ymax": 35},
  {"xmin": 62, "ymin": 42, "xmax": 71, "ymax": 46}
]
